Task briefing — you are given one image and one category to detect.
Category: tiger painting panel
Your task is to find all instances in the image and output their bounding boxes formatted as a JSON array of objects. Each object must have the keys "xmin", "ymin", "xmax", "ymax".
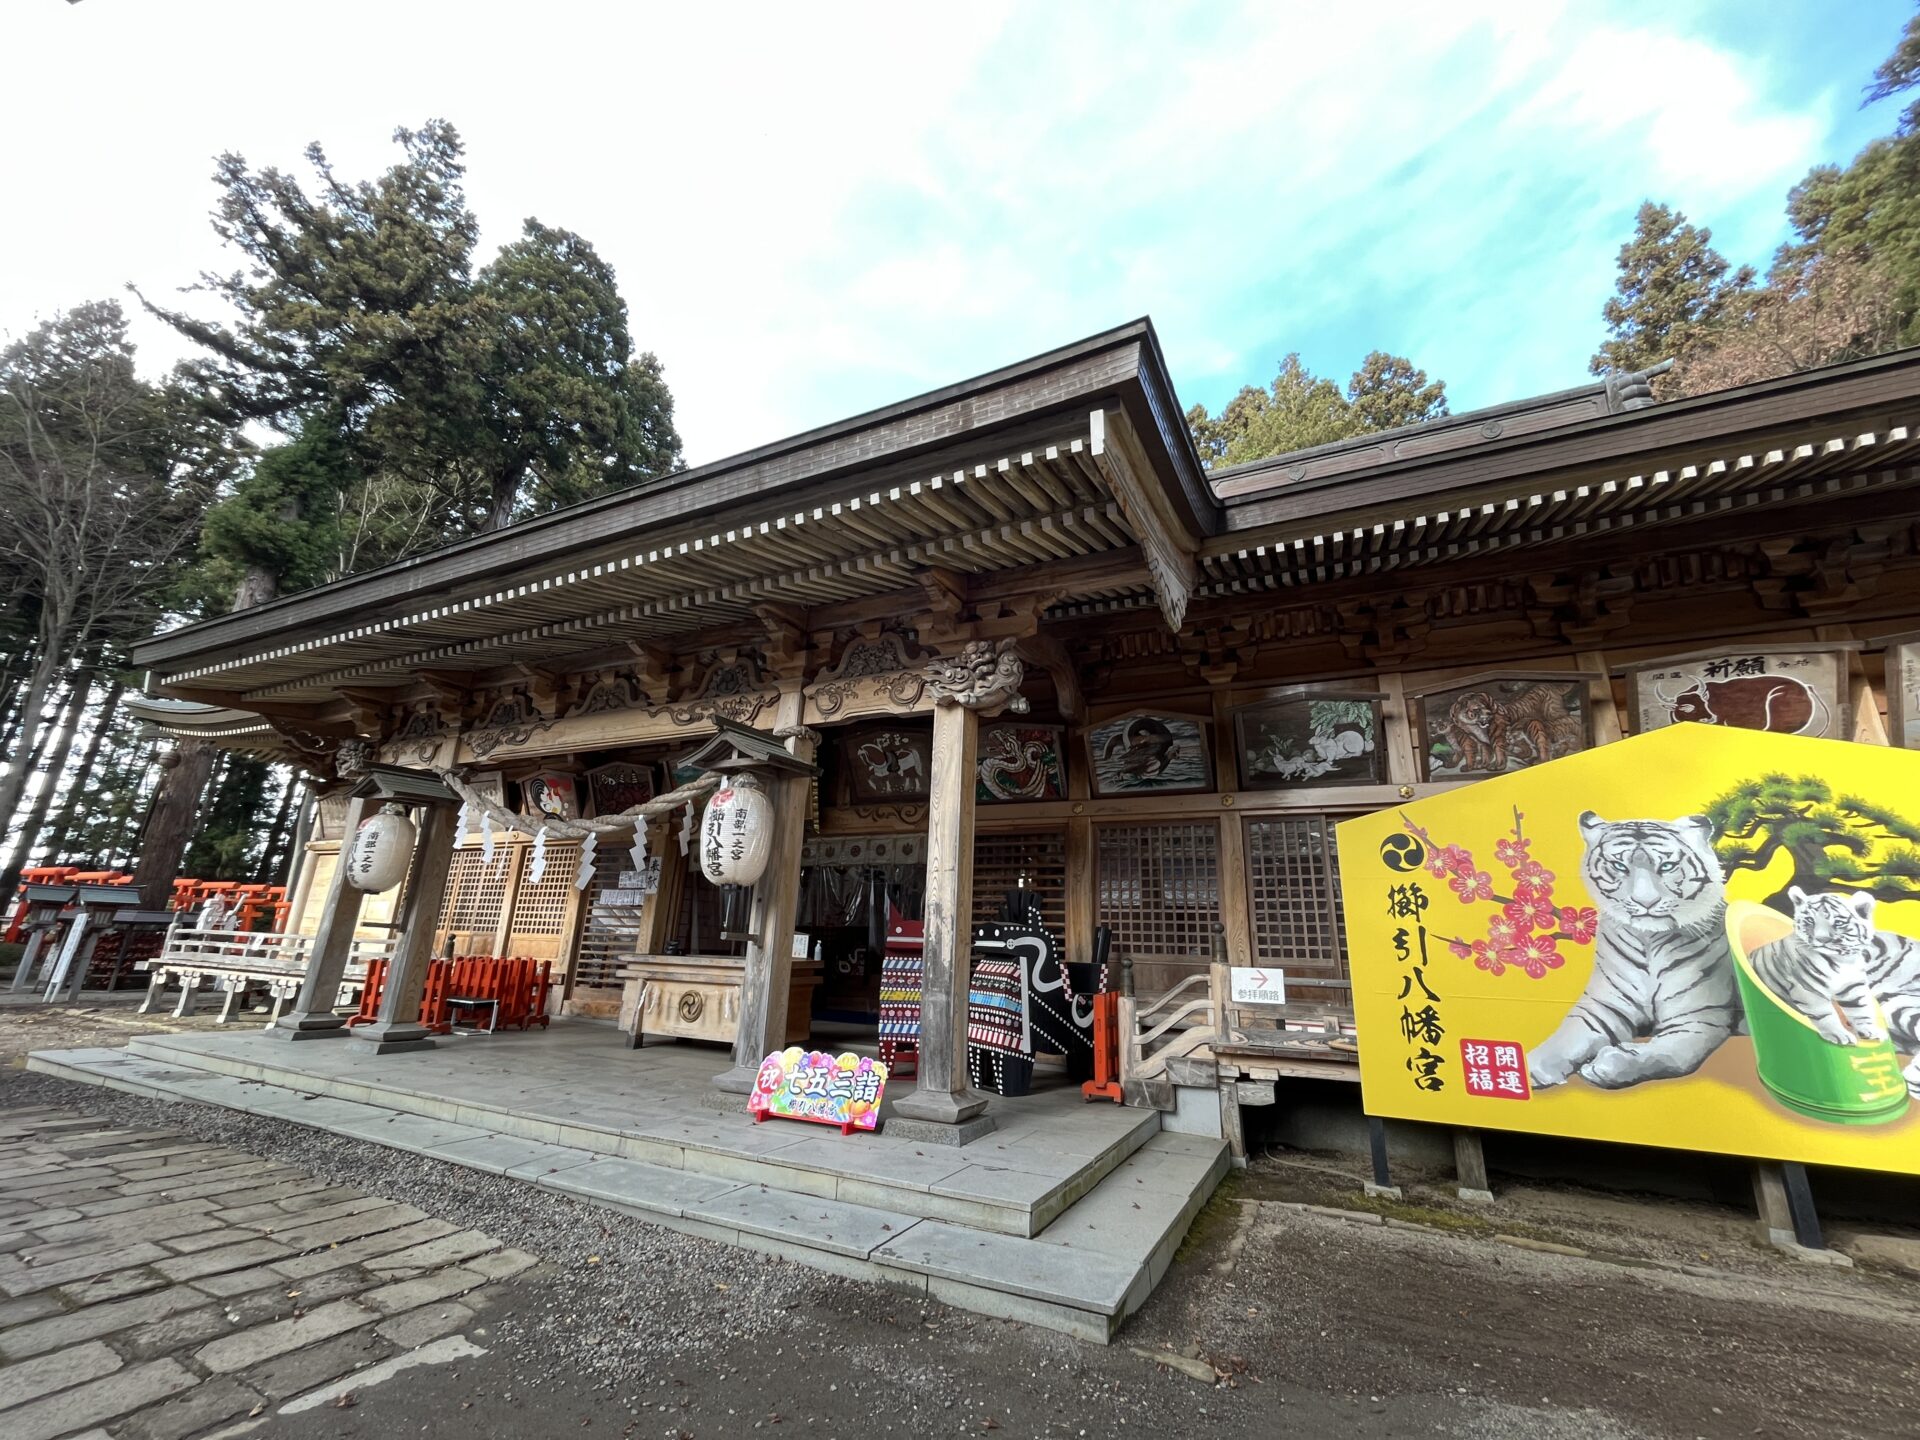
[{"xmin": 1413, "ymin": 673, "xmax": 1590, "ymax": 781}]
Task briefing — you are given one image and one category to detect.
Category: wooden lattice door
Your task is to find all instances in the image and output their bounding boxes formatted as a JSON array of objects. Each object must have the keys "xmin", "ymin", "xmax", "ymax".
[
  {"xmin": 1094, "ymin": 820, "xmax": 1220, "ymax": 997},
  {"xmin": 1244, "ymin": 814, "xmax": 1353, "ymax": 1007},
  {"xmin": 971, "ymin": 831, "xmax": 1067, "ymax": 936}
]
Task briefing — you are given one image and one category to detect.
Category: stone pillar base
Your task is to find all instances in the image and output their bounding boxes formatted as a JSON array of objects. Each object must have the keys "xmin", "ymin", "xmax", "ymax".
[
  {"xmin": 347, "ymin": 1021, "xmax": 436, "ymax": 1055},
  {"xmin": 712, "ymin": 1065, "xmax": 758, "ymax": 1096},
  {"xmin": 267, "ymin": 1012, "xmax": 349, "ymax": 1041},
  {"xmin": 892, "ymin": 1087, "xmax": 991, "ymax": 1126},
  {"xmin": 884, "ymin": 1112, "xmax": 997, "ymax": 1147}
]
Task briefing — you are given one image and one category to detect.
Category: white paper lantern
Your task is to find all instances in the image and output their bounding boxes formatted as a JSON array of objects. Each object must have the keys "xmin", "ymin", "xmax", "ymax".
[
  {"xmin": 345, "ymin": 804, "xmax": 416, "ymax": 892},
  {"xmin": 700, "ymin": 774, "xmax": 774, "ymax": 887}
]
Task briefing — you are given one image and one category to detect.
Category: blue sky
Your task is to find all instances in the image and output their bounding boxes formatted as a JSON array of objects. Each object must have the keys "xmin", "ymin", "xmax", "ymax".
[{"xmin": 0, "ymin": 2, "xmax": 1909, "ymax": 462}]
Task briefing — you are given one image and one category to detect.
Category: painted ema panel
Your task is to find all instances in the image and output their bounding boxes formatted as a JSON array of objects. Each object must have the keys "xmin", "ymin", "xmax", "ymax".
[{"xmin": 1337, "ymin": 725, "xmax": 1920, "ymax": 1176}]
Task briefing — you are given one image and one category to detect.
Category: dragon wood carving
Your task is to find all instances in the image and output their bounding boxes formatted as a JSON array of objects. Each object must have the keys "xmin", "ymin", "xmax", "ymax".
[{"xmin": 925, "ymin": 639, "xmax": 1028, "ymax": 716}]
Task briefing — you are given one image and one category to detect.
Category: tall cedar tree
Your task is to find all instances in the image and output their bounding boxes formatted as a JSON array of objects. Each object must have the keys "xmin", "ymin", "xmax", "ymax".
[
  {"xmin": 0, "ymin": 304, "xmax": 211, "ymax": 857},
  {"xmin": 136, "ymin": 121, "xmax": 683, "ymax": 570},
  {"xmin": 1590, "ymin": 201, "xmax": 1754, "ymax": 378},
  {"xmin": 1187, "ymin": 351, "xmax": 1448, "ymax": 469}
]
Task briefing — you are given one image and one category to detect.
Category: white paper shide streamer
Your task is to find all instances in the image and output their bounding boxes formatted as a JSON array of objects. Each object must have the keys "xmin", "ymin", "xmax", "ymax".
[
  {"xmin": 575, "ymin": 830, "xmax": 598, "ymax": 890},
  {"xmin": 529, "ymin": 826, "xmax": 549, "ymax": 885}
]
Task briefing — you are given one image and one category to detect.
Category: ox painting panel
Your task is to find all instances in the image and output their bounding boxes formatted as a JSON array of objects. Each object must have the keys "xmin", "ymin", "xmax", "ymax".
[
  {"xmin": 1087, "ymin": 712, "xmax": 1211, "ymax": 796},
  {"xmin": 1626, "ymin": 648, "xmax": 1850, "ymax": 739},
  {"xmin": 1235, "ymin": 693, "xmax": 1385, "ymax": 789},
  {"xmin": 1412, "ymin": 674, "xmax": 1590, "ymax": 781}
]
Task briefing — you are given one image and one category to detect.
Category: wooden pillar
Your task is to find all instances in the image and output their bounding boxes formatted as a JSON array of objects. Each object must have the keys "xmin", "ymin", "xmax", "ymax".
[
  {"xmin": 894, "ymin": 699, "xmax": 993, "ymax": 1133},
  {"xmin": 1064, "ymin": 816, "xmax": 1094, "ymax": 968},
  {"xmin": 270, "ymin": 795, "xmax": 369, "ymax": 1040},
  {"xmin": 1454, "ymin": 1128, "xmax": 1493, "ymax": 1202},
  {"xmin": 352, "ymin": 804, "xmax": 460, "ymax": 1054},
  {"xmin": 716, "ymin": 698, "xmax": 816, "ymax": 1091}
]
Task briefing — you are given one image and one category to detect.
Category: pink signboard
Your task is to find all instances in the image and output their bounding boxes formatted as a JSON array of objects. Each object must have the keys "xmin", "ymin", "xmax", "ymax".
[{"xmin": 749, "ymin": 1048, "xmax": 888, "ymax": 1136}]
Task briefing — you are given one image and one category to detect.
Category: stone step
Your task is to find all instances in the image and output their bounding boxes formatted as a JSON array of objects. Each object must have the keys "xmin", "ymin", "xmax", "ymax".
[
  {"xmin": 28, "ymin": 1045, "xmax": 1229, "ymax": 1342},
  {"xmin": 110, "ymin": 1031, "xmax": 1156, "ymax": 1238}
]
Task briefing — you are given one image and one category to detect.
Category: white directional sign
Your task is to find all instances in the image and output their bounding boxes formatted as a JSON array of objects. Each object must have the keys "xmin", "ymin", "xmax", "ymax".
[{"xmin": 1229, "ymin": 966, "xmax": 1286, "ymax": 1007}]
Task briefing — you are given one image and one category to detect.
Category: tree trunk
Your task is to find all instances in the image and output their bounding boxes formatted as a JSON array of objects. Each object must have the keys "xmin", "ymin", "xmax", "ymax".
[
  {"xmin": 0, "ymin": 639, "xmax": 37, "ymax": 755},
  {"xmin": 130, "ymin": 740, "xmax": 219, "ymax": 908},
  {"xmin": 0, "ymin": 655, "xmax": 72, "ymax": 846},
  {"xmin": 42, "ymin": 675, "xmax": 124, "ymax": 862},
  {"xmin": 255, "ymin": 769, "xmax": 299, "ymax": 883},
  {"xmin": 0, "ymin": 672, "xmax": 92, "ymax": 899},
  {"xmin": 126, "ymin": 567, "xmax": 276, "ymax": 908}
]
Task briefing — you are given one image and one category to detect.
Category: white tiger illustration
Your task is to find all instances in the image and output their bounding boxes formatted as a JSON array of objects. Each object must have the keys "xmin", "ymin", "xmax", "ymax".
[
  {"xmin": 1529, "ymin": 813, "xmax": 1741, "ymax": 1090},
  {"xmin": 1752, "ymin": 887, "xmax": 1920, "ymax": 1093}
]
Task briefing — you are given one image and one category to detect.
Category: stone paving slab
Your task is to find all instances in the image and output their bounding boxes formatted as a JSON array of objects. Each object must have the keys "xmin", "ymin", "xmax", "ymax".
[
  {"xmin": 535, "ymin": 1155, "xmax": 746, "ymax": 1217},
  {"xmin": 427, "ymin": 1132, "xmax": 596, "ymax": 1178},
  {"xmin": 5, "ymin": 1357, "xmax": 198, "ymax": 1440},
  {"xmin": 0, "ymin": 1240, "xmax": 171, "ymax": 1296},
  {"xmin": 871, "ymin": 1219, "xmax": 1141, "ymax": 1316},
  {"xmin": 0, "ymin": 1336, "xmax": 123, "ymax": 1409},
  {"xmin": 0, "ymin": 1105, "xmax": 538, "ymax": 1440},
  {"xmin": 683, "ymin": 1184, "xmax": 924, "ymax": 1260}
]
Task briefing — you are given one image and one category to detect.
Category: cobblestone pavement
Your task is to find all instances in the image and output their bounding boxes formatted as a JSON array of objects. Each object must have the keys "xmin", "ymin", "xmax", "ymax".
[{"xmin": 0, "ymin": 1105, "xmax": 536, "ymax": 1440}]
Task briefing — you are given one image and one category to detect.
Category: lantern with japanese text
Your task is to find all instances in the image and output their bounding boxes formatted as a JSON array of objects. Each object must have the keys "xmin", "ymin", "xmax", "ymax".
[
  {"xmin": 345, "ymin": 804, "xmax": 416, "ymax": 892},
  {"xmin": 700, "ymin": 774, "xmax": 774, "ymax": 888}
]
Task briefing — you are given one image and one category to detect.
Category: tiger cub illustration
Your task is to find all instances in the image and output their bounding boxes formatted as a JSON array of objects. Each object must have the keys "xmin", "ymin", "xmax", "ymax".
[
  {"xmin": 1751, "ymin": 888, "xmax": 1920, "ymax": 1056},
  {"xmin": 1529, "ymin": 813, "xmax": 1741, "ymax": 1090}
]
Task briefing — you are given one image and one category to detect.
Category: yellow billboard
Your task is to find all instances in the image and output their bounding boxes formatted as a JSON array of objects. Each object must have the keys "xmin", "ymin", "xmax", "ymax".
[{"xmin": 1336, "ymin": 724, "xmax": 1920, "ymax": 1174}]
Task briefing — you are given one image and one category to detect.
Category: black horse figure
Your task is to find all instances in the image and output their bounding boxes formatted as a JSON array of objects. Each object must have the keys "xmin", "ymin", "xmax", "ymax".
[{"xmin": 965, "ymin": 892, "xmax": 1095, "ymax": 1096}]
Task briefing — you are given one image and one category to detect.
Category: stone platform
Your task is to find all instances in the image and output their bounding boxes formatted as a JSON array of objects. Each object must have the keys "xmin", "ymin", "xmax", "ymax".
[{"xmin": 28, "ymin": 1022, "xmax": 1228, "ymax": 1342}]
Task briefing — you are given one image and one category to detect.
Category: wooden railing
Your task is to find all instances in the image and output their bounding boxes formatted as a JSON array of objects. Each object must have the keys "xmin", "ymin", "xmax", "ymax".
[
  {"xmin": 1113, "ymin": 925, "xmax": 1244, "ymax": 1104},
  {"xmin": 137, "ymin": 926, "xmax": 395, "ymax": 1025}
]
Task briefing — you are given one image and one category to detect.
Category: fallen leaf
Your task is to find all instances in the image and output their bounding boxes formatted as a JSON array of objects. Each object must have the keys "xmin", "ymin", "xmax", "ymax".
[
  {"xmin": 248, "ymin": 1403, "xmax": 267, "ymax": 1418},
  {"xmin": 586, "ymin": 1255, "xmax": 602, "ymax": 1265},
  {"xmin": 334, "ymin": 1392, "xmax": 357, "ymax": 1409}
]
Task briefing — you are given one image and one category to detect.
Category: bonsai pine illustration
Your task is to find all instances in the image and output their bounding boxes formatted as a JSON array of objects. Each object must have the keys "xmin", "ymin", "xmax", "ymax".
[{"xmin": 1707, "ymin": 773, "xmax": 1920, "ymax": 914}]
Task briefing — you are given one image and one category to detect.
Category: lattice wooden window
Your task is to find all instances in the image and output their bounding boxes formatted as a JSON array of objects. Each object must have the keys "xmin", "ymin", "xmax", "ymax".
[
  {"xmin": 436, "ymin": 847, "xmax": 510, "ymax": 949},
  {"xmin": 1095, "ymin": 822, "xmax": 1220, "ymax": 967},
  {"xmin": 971, "ymin": 831, "xmax": 1067, "ymax": 938},
  {"xmin": 1245, "ymin": 814, "xmax": 1352, "ymax": 1006},
  {"xmin": 503, "ymin": 841, "xmax": 581, "ymax": 965}
]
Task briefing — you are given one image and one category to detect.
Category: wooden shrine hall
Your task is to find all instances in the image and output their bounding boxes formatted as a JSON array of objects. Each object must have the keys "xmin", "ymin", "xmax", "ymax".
[{"xmin": 119, "ymin": 318, "xmax": 1920, "ymax": 1154}]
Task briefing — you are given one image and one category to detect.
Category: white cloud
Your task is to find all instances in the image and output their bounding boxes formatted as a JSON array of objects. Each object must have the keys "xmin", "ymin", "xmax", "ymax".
[{"xmin": 0, "ymin": 0, "xmax": 1855, "ymax": 462}]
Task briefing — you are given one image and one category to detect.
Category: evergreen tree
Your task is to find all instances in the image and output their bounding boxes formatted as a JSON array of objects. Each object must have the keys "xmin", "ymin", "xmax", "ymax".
[
  {"xmin": 1591, "ymin": 201, "xmax": 1755, "ymax": 377},
  {"xmin": 1347, "ymin": 350, "xmax": 1449, "ymax": 431},
  {"xmin": 1187, "ymin": 351, "xmax": 1447, "ymax": 469},
  {"xmin": 137, "ymin": 121, "xmax": 683, "ymax": 567}
]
